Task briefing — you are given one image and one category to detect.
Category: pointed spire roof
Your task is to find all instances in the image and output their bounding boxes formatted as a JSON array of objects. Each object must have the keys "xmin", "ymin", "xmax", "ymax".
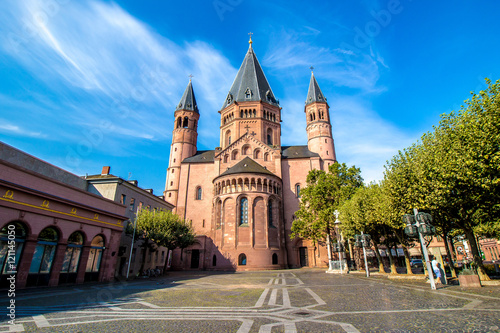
[
  {"xmin": 221, "ymin": 41, "xmax": 279, "ymax": 109},
  {"xmin": 176, "ymin": 79, "xmax": 199, "ymax": 113},
  {"xmin": 305, "ymin": 71, "xmax": 327, "ymax": 106}
]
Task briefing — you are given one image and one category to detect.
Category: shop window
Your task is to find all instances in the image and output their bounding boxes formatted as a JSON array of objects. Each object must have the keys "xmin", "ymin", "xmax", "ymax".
[
  {"xmin": 0, "ymin": 222, "xmax": 26, "ymax": 287},
  {"xmin": 27, "ymin": 227, "xmax": 59, "ymax": 286}
]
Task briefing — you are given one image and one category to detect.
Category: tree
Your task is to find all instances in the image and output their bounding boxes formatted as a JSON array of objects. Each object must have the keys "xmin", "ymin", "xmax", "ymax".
[
  {"xmin": 132, "ymin": 209, "xmax": 196, "ymax": 274},
  {"xmin": 291, "ymin": 163, "xmax": 363, "ymax": 265},
  {"xmin": 384, "ymin": 79, "xmax": 500, "ymax": 280}
]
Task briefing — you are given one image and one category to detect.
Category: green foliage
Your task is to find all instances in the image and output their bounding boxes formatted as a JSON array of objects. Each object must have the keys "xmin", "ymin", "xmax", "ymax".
[
  {"xmin": 134, "ymin": 209, "xmax": 196, "ymax": 250},
  {"xmin": 383, "ymin": 79, "xmax": 500, "ymax": 280},
  {"xmin": 291, "ymin": 162, "xmax": 363, "ymax": 243}
]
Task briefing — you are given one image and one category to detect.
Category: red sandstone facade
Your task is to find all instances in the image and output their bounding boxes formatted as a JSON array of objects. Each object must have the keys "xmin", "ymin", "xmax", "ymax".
[
  {"xmin": 0, "ymin": 142, "xmax": 126, "ymax": 289},
  {"xmin": 164, "ymin": 41, "xmax": 337, "ymax": 270}
]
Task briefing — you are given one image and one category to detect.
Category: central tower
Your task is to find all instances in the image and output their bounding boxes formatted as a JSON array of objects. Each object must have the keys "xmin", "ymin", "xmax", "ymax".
[{"xmin": 219, "ymin": 38, "xmax": 282, "ymax": 150}]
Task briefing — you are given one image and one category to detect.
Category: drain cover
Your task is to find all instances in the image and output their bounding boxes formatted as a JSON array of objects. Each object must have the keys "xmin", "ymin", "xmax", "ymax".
[{"xmin": 294, "ymin": 311, "xmax": 311, "ymax": 316}]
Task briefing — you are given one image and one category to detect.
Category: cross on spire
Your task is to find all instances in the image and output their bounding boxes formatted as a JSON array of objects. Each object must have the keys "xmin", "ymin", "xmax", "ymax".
[
  {"xmin": 244, "ymin": 125, "xmax": 250, "ymax": 132},
  {"xmin": 248, "ymin": 32, "xmax": 253, "ymax": 46},
  {"xmin": 188, "ymin": 74, "xmax": 194, "ymax": 81},
  {"xmin": 310, "ymin": 66, "xmax": 314, "ymax": 73}
]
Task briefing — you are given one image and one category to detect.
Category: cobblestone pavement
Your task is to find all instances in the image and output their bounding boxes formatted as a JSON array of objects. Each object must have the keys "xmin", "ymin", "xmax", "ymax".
[{"xmin": 1, "ymin": 269, "xmax": 499, "ymax": 332}]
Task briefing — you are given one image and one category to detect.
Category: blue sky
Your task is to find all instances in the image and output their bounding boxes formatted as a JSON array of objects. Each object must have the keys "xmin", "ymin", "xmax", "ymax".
[{"xmin": 1, "ymin": 0, "xmax": 500, "ymax": 195}]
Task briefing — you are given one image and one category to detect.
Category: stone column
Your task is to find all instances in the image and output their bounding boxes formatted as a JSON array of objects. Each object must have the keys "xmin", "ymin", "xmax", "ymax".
[
  {"xmin": 48, "ymin": 240, "xmax": 68, "ymax": 286},
  {"xmin": 76, "ymin": 245, "xmax": 91, "ymax": 284},
  {"xmin": 15, "ymin": 236, "xmax": 38, "ymax": 289}
]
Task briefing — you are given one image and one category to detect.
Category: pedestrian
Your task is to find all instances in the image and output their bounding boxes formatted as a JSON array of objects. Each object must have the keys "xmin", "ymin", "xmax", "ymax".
[{"xmin": 431, "ymin": 256, "xmax": 442, "ymax": 286}]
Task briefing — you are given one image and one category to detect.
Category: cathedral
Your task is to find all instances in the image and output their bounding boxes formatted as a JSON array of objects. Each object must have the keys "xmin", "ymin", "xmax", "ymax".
[{"xmin": 164, "ymin": 38, "xmax": 337, "ymax": 270}]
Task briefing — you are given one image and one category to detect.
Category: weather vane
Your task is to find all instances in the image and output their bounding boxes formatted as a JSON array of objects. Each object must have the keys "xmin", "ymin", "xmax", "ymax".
[
  {"xmin": 310, "ymin": 66, "xmax": 314, "ymax": 72},
  {"xmin": 248, "ymin": 32, "xmax": 253, "ymax": 45}
]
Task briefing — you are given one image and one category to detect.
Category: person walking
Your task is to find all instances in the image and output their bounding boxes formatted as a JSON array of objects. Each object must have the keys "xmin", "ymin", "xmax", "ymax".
[{"xmin": 431, "ymin": 256, "xmax": 442, "ymax": 287}]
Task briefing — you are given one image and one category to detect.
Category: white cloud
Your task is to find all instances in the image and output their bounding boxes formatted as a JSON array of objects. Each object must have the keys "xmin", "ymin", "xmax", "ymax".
[
  {"xmin": 331, "ymin": 96, "xmax": 418, "ymax": 183},
  {"xmin": 0, "ymin": 120, "xmax": 46, "ymax": 138},
  {"xmin": 0, "ymin": 0, "xmax": 235, "ymax": 151},
  {"xmin": 262, "ymin": 28, "xmax": 385, "ymax": 92}
]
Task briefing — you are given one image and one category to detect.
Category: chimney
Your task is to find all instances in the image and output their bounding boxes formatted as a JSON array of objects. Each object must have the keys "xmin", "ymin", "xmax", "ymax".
[{"xmin": 101, "ymin": 166, "xmax": 110, "ymax": 175}]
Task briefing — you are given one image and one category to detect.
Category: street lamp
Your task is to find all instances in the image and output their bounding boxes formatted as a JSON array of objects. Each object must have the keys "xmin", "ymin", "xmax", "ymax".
[
  {"xmin": 354, "ymin": 233, "xmax": 371, "ymax": 277},
  {"xmin": 334, "ymin": 210, "xmax": 345, "ymax": 274},
  {"xmin": 403, "ymin": 209, "xmax": 436, "ymax": 290}
]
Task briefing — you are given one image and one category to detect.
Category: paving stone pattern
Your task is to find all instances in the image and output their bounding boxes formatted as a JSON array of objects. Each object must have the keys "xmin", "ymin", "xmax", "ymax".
[{"xmin": 0, "ymin": 269, "xmax": 499, "ymax": 332}]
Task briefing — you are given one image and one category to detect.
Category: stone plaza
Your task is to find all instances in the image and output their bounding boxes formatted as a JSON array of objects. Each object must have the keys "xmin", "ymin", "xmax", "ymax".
[{"xmin": 1, "ymin": 268, "xmax": 499, "ymax": 332}]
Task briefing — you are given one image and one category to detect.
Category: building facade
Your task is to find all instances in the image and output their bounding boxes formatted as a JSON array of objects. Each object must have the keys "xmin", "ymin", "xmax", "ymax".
[
  {"xmin": 87, "ymin": 167, "xmax": 175, "ymax": 278},
  {"xmin": 164, "ymin": 39, "xmax": 337, "ymax": 270},
  {"xmin": 0, "ymin": 142, "xmax": 126, "ymax": 289}
]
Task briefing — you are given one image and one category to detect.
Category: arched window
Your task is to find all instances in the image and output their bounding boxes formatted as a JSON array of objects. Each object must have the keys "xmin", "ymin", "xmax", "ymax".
[
  {"xmin": 224, "ymin": 155, "xmax": 229, "ymax": 163},
  {"xmin": 212, "ymin": 255, "xmax": 217, "ymax": 266},
  {"xmin": 0, "ymin": 222, "xmax": 26, "ymax": 285},
  {"xmin": 238, "ymin": 253, "xmax": 247, "ymax": 265},
  {"xmin": 267, "ymin": 128, "xmax": 273, "ymax": 145},
  {"xmin": 239, "ymin": 198, "xmax": 248, "ymax": 225},
  {"xmin": 196, "ymin": 187, "xmax": 202, "ymax": 200},
  {"xmin": 60, "ymin": 231, "xmax": 84, "ymax": 284},
  {"xmin": 216, "ymin": 200, "xmax": 222, "ymax": 229},
  {"xmin": 295, "ymin": 184, "xmax": 301, "ymax": 198},
  {"xmin": 272, "ymin": 253, "xmax": 278, "ymax": 265},
  {"xmin": 232, "ymin": 150, "xmax": 239, "ymax": 160},
  {"xmin": 183, "ymin": 117, "xmax": 189, "ymax": 128},
  {"xmin": 309, "ymin": 113, "xmax": 313, "ymax": 122},
  {"xmin": 28, "ymin": 227, "xmax": 59, "ymax": 286},
  {"xmin": 85, "ymin": 235, "xmax": 105, "ymax": 282},
  {"xmin": 268, "ymin": 200, "xmax": 273, "ymax": 227},
  {"xmin": 226, "ymin": 130, "xmax": 231, "ymax": 147},
  {"xmin": 242, "ymin": 145, "xmax": 250, "ymax": 155},
  {"xmin": 176, "ymin": 117, "xmax": 182, "ymax": 128},
  {"xmin": 254, "ymin": 149, "xmax": 261, "ymax": 159},
  {"xmin": 264, "ymin": 153, "xmax": 269, "ymax": 162}
]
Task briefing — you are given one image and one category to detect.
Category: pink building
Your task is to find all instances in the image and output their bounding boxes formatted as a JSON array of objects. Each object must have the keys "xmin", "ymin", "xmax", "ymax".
[
  {"xmin": 164, "ymin": 39, "xmax": 337, "ymax": 270},
  {"xmin": 0, "ymin": 142, "xmax": 126, "ymax": 288}
]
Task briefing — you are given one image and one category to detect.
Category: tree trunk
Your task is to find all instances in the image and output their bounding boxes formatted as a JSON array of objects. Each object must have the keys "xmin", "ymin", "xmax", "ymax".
[
  {"xmin": 139, "ymin": 239, "xmax": 149, "ymax": 274},
  {"xmin": 402, "ymin": 245, "xmax": 413, "ymax": 275},
  {"xmin": 386, "ymin": 246, "xmax": 398, "ymax": 275},
  {"xmin": 373, "ymin": 243, "xmax": 385, "ymax": 273},
  {"xmin": 162, "ymin": 249, "xmax": 172, "ymax": 274},
  {"xmin": 443, "ymin": 233, "xmax": 457, "ymax": 278},
  {"xmin": 464, "ymin": 228, "xmax": 490, "ymax": 281}
]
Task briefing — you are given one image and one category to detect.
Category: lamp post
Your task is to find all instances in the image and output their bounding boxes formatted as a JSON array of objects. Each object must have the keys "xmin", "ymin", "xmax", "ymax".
[
  {"xmin": 126, "ymin": 218, "xmax": 137, "ymax": 280},
  {"xmin": 334, "ymin": 210, "xmax": 344, "ymax": 274},
  {"xmin": 355, "ymin": 233, "xmax": 371, "ymax": 277},
  {"xmin": 403, "ymin": 208, "xmax": 436, "ymax": 290}
]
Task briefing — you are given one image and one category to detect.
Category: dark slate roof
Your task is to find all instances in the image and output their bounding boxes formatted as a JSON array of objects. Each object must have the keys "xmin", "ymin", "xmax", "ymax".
[
  {"xmin": 305, "ymin": 72, "xmax": 327, "ymax": 106},
  {"xmin": 218, "ymin": 157, "xmax": 275, "ymax": 178},
  {"xmin": 221, "ymin": 44, "xmax": 279, "ymax": 109},
  {"xmin": 182, "ymin": 150, "xmax": 215, "ymax": 163},
  {"xmin": 282, "ymin": 145, "xmax": 320, "ymax": 159},
  {"xmin": 175, "ymin": 80, "xmax": 199, "ymax": 113}
]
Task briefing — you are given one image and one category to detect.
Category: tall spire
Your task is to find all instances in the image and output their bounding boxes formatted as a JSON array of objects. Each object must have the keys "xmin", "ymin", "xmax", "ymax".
[
  {"xmin": 221, "ymin": 39, "xmax": 278, "ymax": 110},
  {"xmin": 176, "ymin": 79, "xmax": 199, "ymax": 113},
  {"xmin": 305, "ymin": 71, "xmax": 327, "ymax": 106}
]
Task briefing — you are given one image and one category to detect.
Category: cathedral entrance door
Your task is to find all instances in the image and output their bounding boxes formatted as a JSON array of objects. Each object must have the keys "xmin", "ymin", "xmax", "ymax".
[
  {"xmin": 190, "ymin": 250, "xmax": 200, "ymax": 269},
  {"xmin": 299, "ymin": 247, "xmax": 308, "ymax": 267}
]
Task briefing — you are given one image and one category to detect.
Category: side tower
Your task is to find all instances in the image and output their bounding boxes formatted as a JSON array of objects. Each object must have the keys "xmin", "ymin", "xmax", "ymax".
[
  {"xmin": 305, "ymin": 71, "xmax": 336, "ymax": 169},
  {"xmin": 164, "ymin": 79, "xmax": 199, "ymax": 207}
]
